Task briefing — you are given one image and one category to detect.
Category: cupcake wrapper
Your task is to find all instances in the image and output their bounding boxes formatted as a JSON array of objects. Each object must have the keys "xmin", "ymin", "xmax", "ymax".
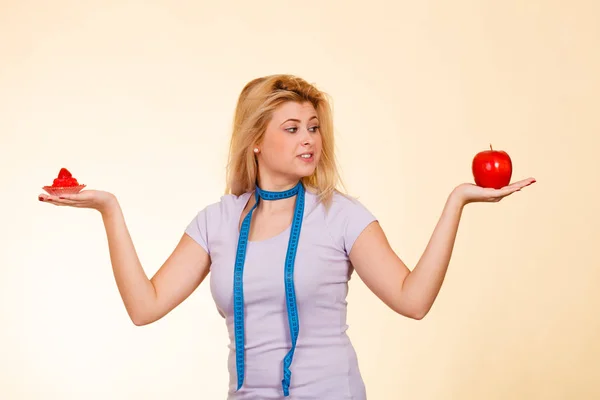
[{"xmin": 42, "ymin": 184, "xmax": 86, "ymax": 196}]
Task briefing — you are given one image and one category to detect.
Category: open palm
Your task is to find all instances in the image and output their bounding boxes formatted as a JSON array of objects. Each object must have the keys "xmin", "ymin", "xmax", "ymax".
[
  {"xmin": 38, "ymin": 189, "xmax": 116, "ymax": 213},
  {"xmin": 454, "ymin": 177, "xmax": 536, "ymax": 204}
]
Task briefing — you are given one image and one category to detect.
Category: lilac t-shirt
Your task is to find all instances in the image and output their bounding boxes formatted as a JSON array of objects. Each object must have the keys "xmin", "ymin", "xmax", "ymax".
[{"xmin": 185, "ymin": 189, "xmax": 377, "ymax": 399}]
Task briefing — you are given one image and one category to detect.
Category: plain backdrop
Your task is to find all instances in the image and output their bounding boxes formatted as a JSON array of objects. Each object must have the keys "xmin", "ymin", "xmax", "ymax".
[{"xmin": 1, "ymin": 1, "xmax": 599, "ymax": 399}]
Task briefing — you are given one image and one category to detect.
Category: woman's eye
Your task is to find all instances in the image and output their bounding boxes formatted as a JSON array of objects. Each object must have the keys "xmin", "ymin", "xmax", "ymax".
[{"xmin": 285, "ymin": 125, "xmax": 319, "ymax": 133}]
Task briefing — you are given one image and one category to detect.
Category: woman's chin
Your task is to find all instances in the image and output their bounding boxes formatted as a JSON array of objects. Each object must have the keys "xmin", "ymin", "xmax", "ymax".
[{"xmin": 296, "ymin": 166, "xmax": 317, "ymax": 179}]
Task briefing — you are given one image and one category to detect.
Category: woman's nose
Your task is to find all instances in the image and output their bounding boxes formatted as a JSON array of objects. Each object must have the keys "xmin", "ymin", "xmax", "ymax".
[{"xmin": 301, "ymin": 131, "xmax": 314, "ymax": 145}]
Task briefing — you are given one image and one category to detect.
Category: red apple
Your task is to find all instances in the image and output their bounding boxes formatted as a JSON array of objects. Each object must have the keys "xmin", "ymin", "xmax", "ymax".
[{"xmin": 472, "ymin": 144, "xmax": 512, "ymax": 189}]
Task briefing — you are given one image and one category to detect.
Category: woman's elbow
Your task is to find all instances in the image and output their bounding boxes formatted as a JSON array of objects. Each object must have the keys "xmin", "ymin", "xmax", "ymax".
[
  {"xmin": 132, "ymin": 316, "xmax": 151, "ymax": 326},
  {"xmin": 392, "ymin": 303, "xmax": 429, "ymax": 320},
  {"xmin": 128, "ymin": 309, "xmax": 156, "ymax": 326},
  {"xmin": 407, "ymin": 309, "xmax": 428, "ymax": 320}
]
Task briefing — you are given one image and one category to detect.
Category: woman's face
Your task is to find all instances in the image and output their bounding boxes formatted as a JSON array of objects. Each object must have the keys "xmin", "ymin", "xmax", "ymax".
[{"xmin": 256, "ymin": 101, "xmax": 322, "ymax": 188}]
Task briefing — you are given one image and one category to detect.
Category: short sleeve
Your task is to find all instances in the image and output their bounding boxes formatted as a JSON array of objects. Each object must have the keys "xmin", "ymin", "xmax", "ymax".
[
  {"xmin": 185, "ymin": 207, "xmax": 210, "ymax": 255},
  {"xmin": 342, "ymin": 198, "xmax": 377, "ymax": 255}
]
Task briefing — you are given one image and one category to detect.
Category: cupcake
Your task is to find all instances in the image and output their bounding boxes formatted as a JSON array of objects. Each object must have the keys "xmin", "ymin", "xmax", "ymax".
[{"xmin": 42, "ymin": 168, "xmax": 86, "ymax": 196}]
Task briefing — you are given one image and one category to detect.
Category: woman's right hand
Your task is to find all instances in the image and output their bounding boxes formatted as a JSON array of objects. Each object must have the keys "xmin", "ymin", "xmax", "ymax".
[{"xmin": 38, "ymin": 190, "xmax": 118, "ymax": 215}]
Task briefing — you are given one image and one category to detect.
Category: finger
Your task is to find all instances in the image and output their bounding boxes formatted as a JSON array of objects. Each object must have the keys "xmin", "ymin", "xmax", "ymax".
[
  {"xmin": 494, "ymin": 178, "xmax": 536, "ymax": 198},
  {"xmin": 512, "ymin": 177, "xmax": 536, "ymax": 189},
  {"xmin": 39, "ymin": 192, "xmax": 85, "ymax": 203},
  {"xmin": 514, "ymin": 180, "xmax": 535, "ymax": 192},
  {"xmin": 38, "ymin": 194, "xmax": 62, "ymax": 204},
  {"xmin": 498, "ymin": 178, "xmax": 535, "ymax": 193},
  {"xmin": 493, "ymin": 186, "xmax": 520, "ymax": 198},
  {"xmin": 40, "ymin": 197, "xmax": 66, "ymax": 206},
  {"xmin": 41, "ymin": 197, "xmax": 64, "ymax": 206},
  {"xmin": 57, "ymin": 193, "xmax": 84, "ymax": 201},
  {"xmin": 40, "ymin": 195, "xmax": 79, "ymax": 207}
]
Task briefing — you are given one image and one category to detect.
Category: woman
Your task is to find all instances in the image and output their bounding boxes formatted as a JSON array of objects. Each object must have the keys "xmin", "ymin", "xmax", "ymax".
[{"xmin": 38, "ymin": 74, "xmax": 535, "ymax": 399}]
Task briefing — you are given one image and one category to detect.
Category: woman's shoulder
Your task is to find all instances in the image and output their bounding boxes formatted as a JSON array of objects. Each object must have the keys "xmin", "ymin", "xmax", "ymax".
[
  {"xmin": 307, "ymin": 189, "xmax": 376, "ymax": 227},
  {"xmin": 308, "ymin": 189, "xmax": 377, "ymax": 254},
  {"xmin": 185, "ymin": 192, "xmax": 251, "ymax": 250},
  {"xmin": 199, "ymin": 191, "xmax": 251, "ymax": 219},
  {"xmin": 331, "ymin": 189, "xmax": 365, "ymax": 206},
  {"xmin": 312, "ymin": 189, "xmax": 373, "ymax": 216}
]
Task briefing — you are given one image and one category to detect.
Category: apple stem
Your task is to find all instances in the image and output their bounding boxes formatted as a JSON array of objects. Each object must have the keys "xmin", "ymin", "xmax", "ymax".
[{"xmin": 490, "ymin": 143, "xmax": 493, "ymax": 151}]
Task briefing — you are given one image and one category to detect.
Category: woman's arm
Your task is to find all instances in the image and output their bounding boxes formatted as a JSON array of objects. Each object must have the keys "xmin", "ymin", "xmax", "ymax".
[
  {"xmin": 40, "ymin": 191, "xmax": 211, "ymax": 326},
  {"xmin": 350, "ymin": 178, "xmax": 535, "ymax": 319},
  {"xmin": 102, "ymin": 198, "xmax": 211, "ymax": 325}
]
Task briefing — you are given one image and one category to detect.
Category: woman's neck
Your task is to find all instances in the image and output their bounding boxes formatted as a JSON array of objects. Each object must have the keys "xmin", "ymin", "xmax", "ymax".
[
  {"xmin": 256, "ymin": 175, "xmax": 300, "ymax": 193},
  {"xmin": 254, "ymin": 175, "xmax": 301, "ymax": 213}
]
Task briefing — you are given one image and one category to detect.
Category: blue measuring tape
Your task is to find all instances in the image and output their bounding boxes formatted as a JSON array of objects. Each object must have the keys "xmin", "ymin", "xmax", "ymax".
[{"xmin": 233, "ymin": 181, "xmax": 305, "ymax": 397}]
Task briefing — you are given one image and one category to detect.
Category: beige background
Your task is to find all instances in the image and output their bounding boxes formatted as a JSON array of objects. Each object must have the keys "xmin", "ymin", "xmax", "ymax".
[{"xmin": 1, "ymin": 1, "xmax": 599, "ymax": 399}]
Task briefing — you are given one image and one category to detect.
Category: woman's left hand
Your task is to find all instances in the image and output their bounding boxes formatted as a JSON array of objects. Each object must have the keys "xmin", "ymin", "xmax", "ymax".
[{"xmin": 453, "ymin": 177, "xmax": 536, "ymax": 205}]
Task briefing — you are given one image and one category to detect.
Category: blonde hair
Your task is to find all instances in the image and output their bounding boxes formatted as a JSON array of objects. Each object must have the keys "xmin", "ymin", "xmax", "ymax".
[{"xmin": 225, "ymin": 74, "xmax": 344, "ymax": 206}]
